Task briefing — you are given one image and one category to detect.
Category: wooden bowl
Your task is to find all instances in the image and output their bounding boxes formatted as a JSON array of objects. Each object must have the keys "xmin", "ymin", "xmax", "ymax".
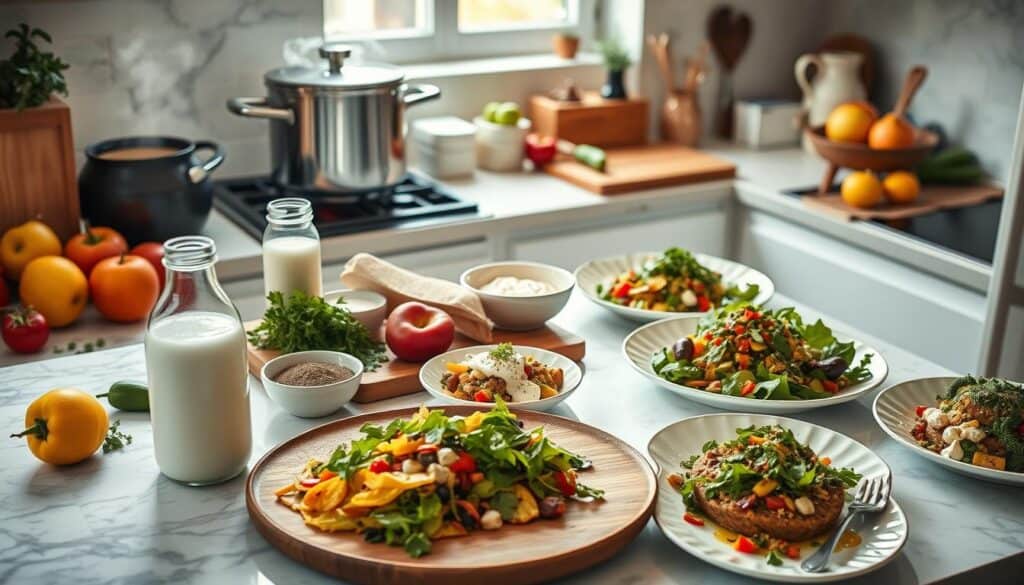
[{"xmin": 805, "ymin": 125, "xmax": 938, "ymax": 171}]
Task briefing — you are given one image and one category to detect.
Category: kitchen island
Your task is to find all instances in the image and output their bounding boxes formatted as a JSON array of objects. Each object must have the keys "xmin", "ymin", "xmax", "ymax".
[{"xmin": 1, "ymin": 292, "xmax": 1020, "ymax": 585}]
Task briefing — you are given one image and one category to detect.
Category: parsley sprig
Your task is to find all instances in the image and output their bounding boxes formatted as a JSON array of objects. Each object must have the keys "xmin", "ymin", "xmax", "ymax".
[{"xmin": 488, "ymin": 342, "xmax": 515, "ymax": 363}]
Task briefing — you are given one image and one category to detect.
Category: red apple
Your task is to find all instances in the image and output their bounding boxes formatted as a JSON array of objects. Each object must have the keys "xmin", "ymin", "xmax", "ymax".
[
  {"xmin": 385, "ymin": 301, "xmax": 455, "ymax": 362},
  {"xmin": 131, "ymin": 242, "xmax": 165, "ymax": 287}
]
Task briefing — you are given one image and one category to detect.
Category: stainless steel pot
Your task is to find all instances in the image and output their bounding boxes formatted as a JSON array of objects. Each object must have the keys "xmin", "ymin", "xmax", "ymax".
[{"xmin": 227, "ymin": 44, "xmax": 440, "ymax": 191}]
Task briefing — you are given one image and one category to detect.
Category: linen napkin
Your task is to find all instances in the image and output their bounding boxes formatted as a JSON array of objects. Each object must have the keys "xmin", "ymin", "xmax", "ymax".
[{"xmin": 340, "ymin": 253, "xmax": 494, "ymax": 342}]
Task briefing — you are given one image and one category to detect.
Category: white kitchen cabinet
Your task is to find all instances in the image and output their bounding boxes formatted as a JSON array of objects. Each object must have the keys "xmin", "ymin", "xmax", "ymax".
[
  {"xmin": 508, "ymin": 208, "xmax": 728, "ymax": 270},
  {"xmin": 737, "ymin": 209, "xmax": 986, "ymax": 372}
]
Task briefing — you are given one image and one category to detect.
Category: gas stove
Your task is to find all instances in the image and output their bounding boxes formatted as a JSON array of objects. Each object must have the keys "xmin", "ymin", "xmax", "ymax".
[{"xmin": 213, "ymin": 174, "xmax": 482, "ymax": 239}]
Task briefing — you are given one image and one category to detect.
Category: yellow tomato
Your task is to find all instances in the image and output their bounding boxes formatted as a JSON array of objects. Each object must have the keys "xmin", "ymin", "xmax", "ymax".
[
  {"xmin": 882, "ymin": 171, "xmax": 921, "ymax": 204},
  {"xmin": 1, "ymin": 220, "xmax": 62, "ymax": 280},
  {"xmin": 19, "ymin": 256, "xmax": 88, "ymax": 327},
  {"xmin": 840, "ymin": 170, "xmax": 884, "ymax": 209},
  {"xmin": 11, "ymin": 388, "xmax": 108, "ymax": 465}
]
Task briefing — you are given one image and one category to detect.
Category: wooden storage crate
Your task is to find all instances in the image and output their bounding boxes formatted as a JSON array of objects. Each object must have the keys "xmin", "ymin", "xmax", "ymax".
[
  {"xmin": 0, "ymin": 97, "xmax": 80, "ymax": 240},
  {"xmin": 530, "ymin": 92, "xmax": 648, "ymax": 148}
]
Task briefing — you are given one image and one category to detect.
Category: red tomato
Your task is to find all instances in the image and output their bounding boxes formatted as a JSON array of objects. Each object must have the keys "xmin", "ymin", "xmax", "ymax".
[
  {"xmin": 697, "ymin": 296, "xmax": 711, "ymax": 312},
  {"xmin": 915, "ymin": 405, "xmax": 927, "ymax": 417},
  {"xmin": 553, "ymin": 470, "xmax": 576, "ymax": 497},
  {"xmin": 764, "ymin": 495, "xmax": 786, "ymax": 510},
  {"xmin": 2, "ymin": 306, "xmax": 49, "ymax": 353},
  {"xmin": 449, "ymin": 451, "xmax": 477, "ymax": 473},
  {"xmin": 368, "ymin": 458, "xmax": 390, "ymax": 474},
  {"xmin": 740, "ymin": 381, "xmax": 757, "ymax": 396},
  {"xmin": 785, "ymin": 544, "xmax": 801, "ymax": 559},
  {"xmin": 683, "ymin": 512, "xmax": 705, "ymax": 526},
  {"xmin": 822, "ymin": 379, "xmax": 839, "ymax": 393},
  {"xmin": 733, "ymin": 535, "xmax": 758, "ymax": 554},
  {"xmin": 130, "ymin": 242, "xmax": 166, "ymax": 286},
  {"xmin": 611, "ymin": 282, "xmax": 632, "ymax": 298},
  {"xmin": 473, "ymin": 390, "xmax": 490, "ymax": 402},
  {"xmin": 64, "ymin": 227, "xmax": 128, "ymax": 276}
]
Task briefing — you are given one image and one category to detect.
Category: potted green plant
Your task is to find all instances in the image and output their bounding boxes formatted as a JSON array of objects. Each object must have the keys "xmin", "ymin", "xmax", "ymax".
[
  {"xmin": 0, "ymin": 23, "xmax": 79, "ymax": 241},
  {"xmin": 598, "ymin": 38, "xmax": 632, "ymax": 99},
  {"xmin": 552, "ymin": 30, "xmax": 580, "ymax": 59}
]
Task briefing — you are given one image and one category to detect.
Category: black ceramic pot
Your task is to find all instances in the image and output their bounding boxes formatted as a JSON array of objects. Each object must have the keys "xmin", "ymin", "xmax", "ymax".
[
  {"xmin": 601, "ymin": 69, "xmax": 627, "ymax": 99},
  {"xmin": 79, "ymin": 136, "xmax": 225, "ymax": 244}
]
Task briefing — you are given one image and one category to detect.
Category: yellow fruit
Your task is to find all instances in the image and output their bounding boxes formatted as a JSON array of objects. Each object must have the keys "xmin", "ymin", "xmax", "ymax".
[
  {"xmin": 19, "ymin": 256, "xmax": 88, "ymax": 327},
  {"xmin": 1, "ymin": 220, "xmax": 62, "ymax": 280},
  {"xmin": 840, "ymin": 171, "xmax": 884, "ymax": 209},
  {"xmin": 883, "ymin": 171, "xmax": 921, "ymax": 204},
  {"xmin": 868, "ymin": 114, "xmax": 915, "ymax": 149},
  {"xmin": 825, "ymin": 102, "xmax": 877, "ymax": 143}
]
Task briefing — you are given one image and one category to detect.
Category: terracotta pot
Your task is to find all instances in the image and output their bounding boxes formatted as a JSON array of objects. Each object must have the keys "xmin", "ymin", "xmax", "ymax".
[{"xmin": 553, "ymin": 34, "xmax": 579, "ymax": 59}]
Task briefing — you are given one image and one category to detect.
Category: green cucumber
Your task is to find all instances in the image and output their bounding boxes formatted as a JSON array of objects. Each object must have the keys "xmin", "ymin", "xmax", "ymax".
[
  {"xmin": 917, "ymin": 163, "xmax": 983, "ymax": 185},
  {"xmin": 98, "ymin": 381, "xmax": 150, "ymax": 412},
  {"xmin": 921, "ymin": 146, "xmax": 977, "ymax": 169}
]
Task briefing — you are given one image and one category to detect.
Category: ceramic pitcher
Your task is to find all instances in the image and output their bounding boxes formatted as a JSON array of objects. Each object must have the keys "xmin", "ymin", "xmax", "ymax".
[{"xmin": 795, "ymin": 51, "xmax": 866, "ymax": 128}]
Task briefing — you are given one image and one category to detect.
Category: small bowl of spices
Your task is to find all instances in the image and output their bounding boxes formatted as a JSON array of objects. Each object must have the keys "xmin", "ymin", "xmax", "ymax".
[{"xmin": 260, "ymin": 350, "xmax": 364, "ymax": 418}]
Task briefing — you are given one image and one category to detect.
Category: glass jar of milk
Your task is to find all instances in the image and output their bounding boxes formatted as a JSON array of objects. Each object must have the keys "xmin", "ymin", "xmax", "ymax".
[
  {"xmin": 145, "ymin": 236, "xmax": 252, "ymax": 486},
  {"xmin": 263, "ymin": 198, "xmax": 322, "ymax": 301}
]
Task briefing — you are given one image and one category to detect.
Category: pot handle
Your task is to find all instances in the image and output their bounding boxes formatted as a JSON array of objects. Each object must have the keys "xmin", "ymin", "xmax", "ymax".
[
  {"xmin": 226, "ymin": 97, "xmax": 294, "ymax": 124},
  {"xmin": 188, "ymin": 141, "xmax": 225, "ymax": 184},
  {"xmin": 402, "ymin": 84, "xmax": 441, "ymax": 107}
]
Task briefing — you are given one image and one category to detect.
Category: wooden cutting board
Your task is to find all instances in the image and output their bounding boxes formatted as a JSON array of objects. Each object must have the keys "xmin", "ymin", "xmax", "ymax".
[
  {"xmin": 545, "ymin": 143, "xmax": 736, "ymax": 194},
  {"xmin": 246, "ymin": 323, "xmax": 585, "ymax": 403},
  {"xmin": 246, "ymin": 406, "xmax": 656, "ymax": 585},
  {"xmin": 802, "ymin": 183, "xmax": 1003, "ymax": 221}
]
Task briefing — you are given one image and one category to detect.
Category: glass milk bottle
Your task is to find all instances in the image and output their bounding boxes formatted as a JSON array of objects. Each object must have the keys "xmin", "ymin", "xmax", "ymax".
[
  {"xmin": 262, "ymin": 198, "xmax": 322, "ymax": 301},
  {"xmin": 144, "ymin": 236, "xmax": 252, "ymax": 485}
]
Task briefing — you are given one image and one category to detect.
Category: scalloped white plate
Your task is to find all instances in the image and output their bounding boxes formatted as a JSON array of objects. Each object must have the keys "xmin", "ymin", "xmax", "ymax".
[
  {"xmin": 622, "ymin": 315, "xmax": 888, "ymax": 414},
  {"xmin": 649, "ymin": 413, "xmax": 907, "ymax": 582},
  {"xmin": 574, "ymin": 251, "xmax": 775, "ymax": 322},
  {"xmin": 873, "ymin": 377, "xmax": 1024, "ymax": 486},
  {"xmin": 419, "ymin": 345, "xmax": 582, "ymax": 412}
]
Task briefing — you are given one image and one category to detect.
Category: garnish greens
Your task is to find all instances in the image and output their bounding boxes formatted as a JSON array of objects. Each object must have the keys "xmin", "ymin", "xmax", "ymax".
[
  {"xmin": 488, "ymin": 342, "xmax": 515, "ymax": 363},
  {"xmin": 248, "ymin": 291, "xmax": 386, "ymax": 370},
  {"xmin": 102, "ymin": 420, "xmax": 133, "ymax": 454},
  {"xmin": 944, "ymin": 376, "xmax": 1024, "ymax": 471}
]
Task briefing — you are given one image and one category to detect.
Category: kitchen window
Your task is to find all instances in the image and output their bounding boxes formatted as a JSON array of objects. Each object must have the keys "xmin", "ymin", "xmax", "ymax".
[{"xmin": 323, "ymin": 0, "xmax": 596, "ymax": 63}]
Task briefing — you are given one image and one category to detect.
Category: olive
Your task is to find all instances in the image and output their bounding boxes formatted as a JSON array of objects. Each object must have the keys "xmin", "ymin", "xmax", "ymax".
[
  {"xmin": 672, "ymin": 337, "xmax": 695, "ymax": 361},
  {"xmin": 539, "ymin": 496, "xmax": 566, "ymax": 519},
  {"xmin": 811, "ymin": 356, "xmax": 848, "ymax": 380},
  {"xmin": 417, "ymin": 450, "xmax": 439, "ymax": 467},
  {"xmin": 436, "ymin": 484, "xmax": 451, "ymax": 503},
  {"xmin": 457, "ymin": 506, "xmax": 478, "ymax": 529}
]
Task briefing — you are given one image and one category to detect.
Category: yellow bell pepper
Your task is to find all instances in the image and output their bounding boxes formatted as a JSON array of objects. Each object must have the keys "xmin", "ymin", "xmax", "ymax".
[
  {"xmin": 364, "ymin": 471, "xmax": 434, "ymax": 490},
  {"xmin": 510, "ymin": 484, "xmax": 539, "ymax": 524},
  {"xmin": 446, "ymin": 362, "xmax": 469, "ymax": 374},
  {"xmin": 302, "ymin": 476, "xmax": 348, "ymax": 512},
  {"xmin": 376, "ymin": 434, "xmax": 424, "ymax": 457},
  {"xmin": 752, "ymin": 478, "xmax": 778, "ymax": 497},
  {"xmin": 10, "ymin": 388, "xmax": 108, "ymax": 465},
  {"xmin": 461, "ymin": 411, "xmax": 487, "ymax": 433}
]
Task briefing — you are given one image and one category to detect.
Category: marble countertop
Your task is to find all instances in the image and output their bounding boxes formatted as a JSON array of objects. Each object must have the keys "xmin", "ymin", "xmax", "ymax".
[{"xmin": 2, "ymin": 292, "xmax": 1021, "ymax": 585}]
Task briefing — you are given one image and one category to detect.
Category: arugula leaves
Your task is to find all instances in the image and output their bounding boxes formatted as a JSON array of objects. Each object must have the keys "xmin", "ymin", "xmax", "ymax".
[
  {"xmin": 370, "ymin": 491, "xmax": 442, "ymax": 557},
  {"xmin": 725, "ymin": 283, "xmax": 760, "ymax": 303}
]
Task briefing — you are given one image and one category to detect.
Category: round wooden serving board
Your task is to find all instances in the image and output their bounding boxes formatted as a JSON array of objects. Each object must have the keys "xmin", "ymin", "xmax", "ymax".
[{"xmin": 247, "ymin": 406, "xmax": 657, "ymax": 585}]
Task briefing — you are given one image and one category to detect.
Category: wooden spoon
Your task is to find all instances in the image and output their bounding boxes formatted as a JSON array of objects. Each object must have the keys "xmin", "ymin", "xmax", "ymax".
[
  {"xmin": 892, "ymin": 65, "xmax": 928, "ymax": 118},
  {"xmin": 646, "ymin": 33, "xmax": 675, "ymax": 92}
]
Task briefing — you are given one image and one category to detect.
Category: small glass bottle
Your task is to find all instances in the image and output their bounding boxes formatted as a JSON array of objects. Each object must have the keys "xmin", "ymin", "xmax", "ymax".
[
  {"xmin": 145, "ymin": 236, "xmax": 252, "ymax": 486},
  {"xmin": 262, "ymin": 197, "xmax": 322, "ymax": 301}
]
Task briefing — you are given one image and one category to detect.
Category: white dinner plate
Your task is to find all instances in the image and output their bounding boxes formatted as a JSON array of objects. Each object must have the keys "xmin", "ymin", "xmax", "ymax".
[
  {"xmin": 574, "ymin": 251, "xmax": 775, "ymax": 322},
  {"xmin": 873, "ymin": 376, "xmax": 1024, "ymax": 486},
  {"xmin": 418, "ymin": 345, "xmax": 582, "ymax": 412},
  {"xmin": 622, "ymin": 315, "xmax": 888, "ymax": 414},
  {"xmin": 649, "ymin": 413, "xmax": 908, "ymax": 582}
]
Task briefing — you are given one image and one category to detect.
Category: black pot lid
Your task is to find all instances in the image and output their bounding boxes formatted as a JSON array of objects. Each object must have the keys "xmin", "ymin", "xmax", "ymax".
[{"xmin": 265, "ymin": 43, "xmax": 404, "ymax": 90}]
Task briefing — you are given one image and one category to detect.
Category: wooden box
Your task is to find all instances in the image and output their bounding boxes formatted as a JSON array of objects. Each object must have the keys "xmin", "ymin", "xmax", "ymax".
[
  {"xmin": 529, "ymin": 92, "xmax": 648, "ymax": 148},
  {"xmin": 0, "ymin": 97, "xmax": 80, "ymax": 240}
]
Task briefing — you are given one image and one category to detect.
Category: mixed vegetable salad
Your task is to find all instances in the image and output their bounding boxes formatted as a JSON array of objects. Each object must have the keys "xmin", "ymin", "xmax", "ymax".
[
  {"xmin": 912, "ymin": 376, "xmax": 1024, "ymax": 472},
  {"xmin": 651, "ymin": 303, "xmax": 873, "ymax": 400},
  {"xmin": 597, "ymin": 247, "xmax": 758, "ymax": 313},
  {"xmin": 275, "ymin": 402, "xmax": 603, "ymax": 557},
  {"xmin": 669, "ymin": 425, "xmax": 862, "ymax": 565}
]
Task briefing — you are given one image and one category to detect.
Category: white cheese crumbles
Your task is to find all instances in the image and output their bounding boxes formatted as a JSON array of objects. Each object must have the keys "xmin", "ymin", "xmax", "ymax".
[{"xmin": 465, "ymin": 350, "xmax": 541, "ymax": 402}]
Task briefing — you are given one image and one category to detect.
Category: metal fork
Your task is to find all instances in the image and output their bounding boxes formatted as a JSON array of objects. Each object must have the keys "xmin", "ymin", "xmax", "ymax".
[{"xmin": 801, "ymin": 474, "xmax": 892, "ymax": 573}]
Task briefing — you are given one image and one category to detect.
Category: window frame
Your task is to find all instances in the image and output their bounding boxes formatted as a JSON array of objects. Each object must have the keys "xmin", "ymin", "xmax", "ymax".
[{"xmin": 322, "ymin": 0, "xmax": 597, "ymax": 64}]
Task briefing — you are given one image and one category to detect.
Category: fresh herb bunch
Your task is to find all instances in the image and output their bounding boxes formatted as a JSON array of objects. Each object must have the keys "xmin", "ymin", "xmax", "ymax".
[
  {"xmin": 597, "ymin": 37, "xmax": 632, "ymax": 71},
  {"xmin": 248, "ymin": 291, "xmax": 386, "ymax": 370},
  {"xmin": 0, "ymin": 24, "xmax": 69, "ymax": 110},
  {"xmin": 488, "ymin": 342, "xmax": 515, "ymax": 363}
]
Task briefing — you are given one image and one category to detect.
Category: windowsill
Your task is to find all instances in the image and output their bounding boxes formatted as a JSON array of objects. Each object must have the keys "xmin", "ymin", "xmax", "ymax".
[{"xmin": 404, "ymin": 52, "xmax": 602, "ymax": 81}]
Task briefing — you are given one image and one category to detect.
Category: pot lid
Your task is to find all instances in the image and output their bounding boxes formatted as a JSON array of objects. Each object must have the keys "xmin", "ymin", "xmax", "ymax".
[{"xmin": 265, "ymin": 44, "xmax": 404, "ymax": 90}]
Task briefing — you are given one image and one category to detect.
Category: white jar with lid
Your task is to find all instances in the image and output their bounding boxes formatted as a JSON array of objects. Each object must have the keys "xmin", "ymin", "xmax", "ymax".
[{"xmin": 411, "ymin": 116, "xmax": 476, "ymax": 179}]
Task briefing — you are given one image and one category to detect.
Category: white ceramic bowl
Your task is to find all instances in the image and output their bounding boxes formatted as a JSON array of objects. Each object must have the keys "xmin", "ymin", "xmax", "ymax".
[
  {"xmin": 260, "ymin": 350, "xmax": 364, "ymax": 418},
  {"xmin": 622, "ymin": 314, "xmax": 888, "ymax": 414},
  {"xmin": 419, "ymin": 344, "xmax": 582, "ymax": 411},
  {"xmin": 323, "ymin": 289, "xmax": 387, "ymax": 336},
  {"xmin": 873, "ymin": 376, "xmax": 1024, "ymax": 486},
  {"xmin": 575, "ymin": 251, "xmax": 775, "ymax": 323},
  {"xmin": 461, "ymin": 261, "xmax": 574, "ymax": 331},
  {"xmin": 473, "ymin": 116, "xmax": 530, "ymax": 171}
]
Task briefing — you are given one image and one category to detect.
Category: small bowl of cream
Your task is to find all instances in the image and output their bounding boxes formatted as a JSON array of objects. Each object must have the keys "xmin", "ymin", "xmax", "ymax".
[
  {"xmin": 323, "ymin": 289, "xmax": 387, "ymax": 337},
  {"xmin": 461, "ymin": 261, "xmax": 574, "ymax": 330}
]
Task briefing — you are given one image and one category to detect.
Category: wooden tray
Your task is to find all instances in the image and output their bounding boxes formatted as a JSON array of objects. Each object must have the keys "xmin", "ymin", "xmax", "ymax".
[
  {"xmin": 544, "ymin": 143, "xmax": 736, "ymax": 194},
  {"xmin": 246, "ymin": 323, "xmax": 586, "ymax": 403},
  {"xmin": 246, "ymin": 406, "xmax": 657, "ymax": 585},
  {"xmin": 802, "ymin": 183, "xmax": 1003, "ymax": 221}
]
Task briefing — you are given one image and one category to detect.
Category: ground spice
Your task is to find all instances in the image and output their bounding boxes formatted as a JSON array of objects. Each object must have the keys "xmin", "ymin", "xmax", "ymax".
[{"xmin": 274, "ymin": 361, "xmax": 354, "ymax": 387}]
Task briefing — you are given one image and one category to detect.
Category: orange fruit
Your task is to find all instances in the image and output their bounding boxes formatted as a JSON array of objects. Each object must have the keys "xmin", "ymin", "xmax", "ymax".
[
  {"xmin": 89, "ymin": 254, "xmax": 160, "ymax": 323},
  {"xmin": 825, "ymin": 102, "xmax": 877, "ymax": 143},
  {"xmin": 868, "ymin": 114, "xmax": 915, "ymax": 149},
  {"xmin": 841, "ymin": 170, "xmax": 884, "ymax": 209},
  {"xmin": 19, "ymin": 256, "xmax": 88, "ymax": 327},
  {"xmin": 1, "ymin": 220, "xmax": 62, "ymax": 280},
  {"xmin": 883, "ymin": 171, "xmax": 921, "ymax": 204}
]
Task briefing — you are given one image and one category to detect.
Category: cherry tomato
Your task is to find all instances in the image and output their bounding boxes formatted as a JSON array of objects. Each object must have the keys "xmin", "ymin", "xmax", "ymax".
[
  {"xmin": 733, "ymin": 535, "xmax": 758, "ymax": 554},
  {"xmin": 785, "ymin": 544, "xmax": 801, "ymax": 559},
  {"xmin": 697, "ymin": 296, "xmax": 711, "ymax": 312},
  {"xmin": 368, "ymin": 458, "xmax": 390, "ymax": 474},
  {"xmin": 915, "ymin": 405, "xmax": 927, "ymax": 417},
  {"xmin": 553, "ymin": 470, "xmax": 576, "ymax": 497},
  {"xmin": 822, "ymin": 379, "xmax": 839, "ymax": 393},
  {"xmin": 683, "ymin": 512, "xmax": 705, "ymax": 526},
  {"xmin": 449, "ymin": 451, "xmax": 477, "ymax": 473},
  {"xmin": 733, "ymin": 324, "xmax": 746, "ymax": 335},
  {"xmin": 611, "ymin": 282, "xmax": 632, "ymax": 299},
  {"xmin": 2, "ymin": 306, "xmax": 49, "ymax": 354}
]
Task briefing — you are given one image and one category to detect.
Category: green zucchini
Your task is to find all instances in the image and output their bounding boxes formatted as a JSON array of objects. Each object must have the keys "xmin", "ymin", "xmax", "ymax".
[{"xmin": 97, "ymin": 381, "xmax": 150, "ymax": 412}]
